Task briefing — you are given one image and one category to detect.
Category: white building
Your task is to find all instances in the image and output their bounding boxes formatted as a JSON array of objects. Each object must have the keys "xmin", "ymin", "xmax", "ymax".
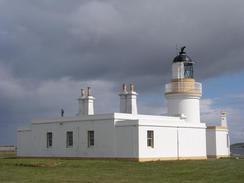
[{"xmin": 17, "ymin": 47, "xmax": 230, "ymax": 161}]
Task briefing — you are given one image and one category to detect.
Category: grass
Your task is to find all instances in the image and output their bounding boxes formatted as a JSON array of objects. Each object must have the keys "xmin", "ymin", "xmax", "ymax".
[
  {"xmin": 0, "ymin": 157, "xmax": 244, "ymax": 183},
  {"xmin": 0, "ymin": 151, "xmax": 16, "ymax": 158}
]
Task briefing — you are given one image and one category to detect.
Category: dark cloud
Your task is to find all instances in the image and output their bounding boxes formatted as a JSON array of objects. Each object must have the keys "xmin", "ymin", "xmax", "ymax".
[
  {"xmin": 0, "ymin": 0, "xmax": 244, "ymax": 144},
  {"xmin": 0, "ymin": 0, "xmax": 243, "ymax": 84}
]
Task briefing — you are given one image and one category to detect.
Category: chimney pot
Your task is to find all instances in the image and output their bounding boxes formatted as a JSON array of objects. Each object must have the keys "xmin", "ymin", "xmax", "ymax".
[
  {"xmin": 130, "ymin": 84, "xmax": 135, "ymax": 92},
  {"xmin": 122, "ymin": 83, "xmax": 127, "ymax": 92},
  {"xmin": 81, "ymin": 89, "xmax": 85, "ymax": 97},
  {"xmin": 87, "ymin": 87, "xmax": 91, "ymax": 96}
]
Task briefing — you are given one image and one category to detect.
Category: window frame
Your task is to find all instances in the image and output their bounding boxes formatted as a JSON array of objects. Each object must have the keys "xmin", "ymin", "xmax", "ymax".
[
  {"xmin": 46, "ymin": 132, "xmax": 53, "ymax": 148},
  {"xmin": 66, "ymin": 131, "xmax": 73, "ymax": 148},
  {"xmin": 88, "ymin": 131, "xmax": 95, "ymax": 147},
  {"xmin": 147, "ymin": 130, "xmax": 154, "ymax": 148}
]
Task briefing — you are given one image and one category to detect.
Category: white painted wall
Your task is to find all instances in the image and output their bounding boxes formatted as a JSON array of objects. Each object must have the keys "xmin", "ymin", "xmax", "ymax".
[
  {"xmin": 178, "ymin": 127, "xmax": 206, "ymax": 158},
  {"xmin": 215, "ymin": 130, "xmax": 230, "ymax": 156},
  {"xmin": 115, "ymin": 124, "xmax": 138, "ymax": 158},
  {"xmin": 17, "ymin": 113, "xmax": 229, "ymax": 160},
  {"xmin": 166, "ymin": 95, "xmax": 201, "ymax": 123},
  {"xmin": 206, "ymin": 129, "xmax": 216, "ymax": 156},
  {"xmin": 138, "ymin": 122, "xmax": 206, "ymax": 159},
  {"xmin": 18, "ymin": 116, "xmax": 116, "ymax": 158},
  {"xmin": 17, "ymin": 114, "xmax": 141, "ymax": 158},
  {"xmin": 17, "ymin": 129, "xmax": 33, "ymax": 156},
  {"xmin": 138, "ymin": 126, "xmax": 178, "ymax": 158},
  {"xmin": 206, "ymin": 128, "xmax": 230, "ymax": 157}
]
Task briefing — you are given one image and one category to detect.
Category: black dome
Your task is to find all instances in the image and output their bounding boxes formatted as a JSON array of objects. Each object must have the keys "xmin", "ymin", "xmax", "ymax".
[
  {"xmin": 173, "ymin": 54, "xmax": 192, "ymax": 63},
  {"xmin": 173, "ymin": 46, "xmax": 192, "ymax": 63}
]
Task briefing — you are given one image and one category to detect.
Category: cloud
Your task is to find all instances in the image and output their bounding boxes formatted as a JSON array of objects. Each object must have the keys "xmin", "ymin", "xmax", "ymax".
[
  {"xmin": 0, "ymin": 0, "xmax": 243, "ymax": 87},
  {"xmin": 200, "ymin": 97, "xmax": 244, "ymax": 143}
]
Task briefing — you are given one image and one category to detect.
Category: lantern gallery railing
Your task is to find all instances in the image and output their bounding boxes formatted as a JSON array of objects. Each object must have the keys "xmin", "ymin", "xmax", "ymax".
[{"xmin": 165, "ymin": 82, "xmax": 202, "ymax": 95}]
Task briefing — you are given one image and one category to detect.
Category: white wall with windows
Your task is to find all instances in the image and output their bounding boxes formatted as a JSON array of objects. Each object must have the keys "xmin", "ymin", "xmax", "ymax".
[
  {"xmin": 138, "ymin": 126, "xmax": 178, "ymax": 159},
  {"xmin": 137, "ymin": 120, "xmax": 207, "ymax": 160},
  {"xmin": 17, "ymin": 113, "xmax": 229, "ymax": 161},
  {"xmin": 17, "ymin": 115, "xmax": 116, "ymax": 158}
]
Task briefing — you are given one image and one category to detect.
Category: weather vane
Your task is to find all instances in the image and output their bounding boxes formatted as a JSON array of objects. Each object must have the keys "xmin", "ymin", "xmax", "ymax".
[{"xmin": 180, "ymin": 46, "xmax": 186, "ymax": 54}]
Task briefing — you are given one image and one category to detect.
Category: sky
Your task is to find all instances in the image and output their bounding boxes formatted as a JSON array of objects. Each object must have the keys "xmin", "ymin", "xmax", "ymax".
[{"xmin": 0, "ymin": 0, "xmax": 244, "ymax": 145}]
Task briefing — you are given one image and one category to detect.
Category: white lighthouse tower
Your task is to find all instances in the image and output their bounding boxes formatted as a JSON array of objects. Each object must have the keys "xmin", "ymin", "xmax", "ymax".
[{"xmin": 165, "ymin": 47, "xmax": 202, "ymax": 123}]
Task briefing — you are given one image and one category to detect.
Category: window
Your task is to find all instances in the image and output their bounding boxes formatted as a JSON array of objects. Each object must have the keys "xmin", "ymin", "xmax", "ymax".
[
  {"xmin": 88, "ymin": 131, "xmax": 94, "ymax": 147},
  {"xmin": 47, "ymin": 132, "xmax": 53, "ymax": 148},
  {"xmin": 184, "ymin": 62, "xmax": 194, "ymax": 78},
  {"xmin": 147, "ymin": 130, "xmax": 154, "ymax": 148},
  {"xmin": 66, "ymin": 131, "xmax": 73, "ymax": 147}
]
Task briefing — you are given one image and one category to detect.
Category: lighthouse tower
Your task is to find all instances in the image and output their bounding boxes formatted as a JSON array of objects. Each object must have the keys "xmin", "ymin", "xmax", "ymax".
[{"xmin": 165, "ymin": 47, "xmax": 202, "ymax": 123}]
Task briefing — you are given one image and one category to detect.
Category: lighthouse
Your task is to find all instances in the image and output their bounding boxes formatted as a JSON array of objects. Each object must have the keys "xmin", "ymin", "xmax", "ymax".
[
  {"xmin": 165, "ymin": 47, "xmax": 202, "ymax": 123},
  {"xmin": 17, "ymin": 46, "xmax": 231, "ymax": 160}
]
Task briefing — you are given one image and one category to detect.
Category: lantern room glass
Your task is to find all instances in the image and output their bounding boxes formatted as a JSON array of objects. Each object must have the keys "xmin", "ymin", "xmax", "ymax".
[{"xmin": 184, "ymin": 62, "xmax": 194, "ymax": 78}]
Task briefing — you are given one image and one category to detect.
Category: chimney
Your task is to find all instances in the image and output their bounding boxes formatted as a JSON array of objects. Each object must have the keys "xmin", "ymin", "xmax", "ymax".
[
  {"xmin": 126, "ymin": 84, "xmax": 138, "ymax": 114},
  {"xmin": 119, "ymin": 84, "xmax": 128, "ymax": 113},
  {"xmin": 77, "ymin": 87, "xmax": 95, "ymax": 116},
  {"xmin": 221, "ymin": 111, "xmax": 228, "ymax": 127},
  {"xmin": 119, "ymin": 83, "xmax": 138, "ymax": 114}
]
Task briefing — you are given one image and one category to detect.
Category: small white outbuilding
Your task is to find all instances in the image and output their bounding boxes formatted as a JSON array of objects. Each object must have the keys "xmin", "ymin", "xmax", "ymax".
[{"xmin": 17, "ymin": 48, "xmax": 230, "ymax": 161}]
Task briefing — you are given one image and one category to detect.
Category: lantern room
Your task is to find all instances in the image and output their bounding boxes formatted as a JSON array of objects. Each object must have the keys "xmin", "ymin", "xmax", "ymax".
[{"xmin": 172, "ymin": 46, "xmax": 194, "ymax": 80}]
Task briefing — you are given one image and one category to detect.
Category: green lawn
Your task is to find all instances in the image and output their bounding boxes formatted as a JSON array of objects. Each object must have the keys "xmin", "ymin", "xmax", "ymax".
[
  {"xmin": 0, "ymin": 157, "xmax": 243, "ymax": 183},
  {"xmin": 0, "ymin": 152, "xmax": 16, "ymax": 158}
]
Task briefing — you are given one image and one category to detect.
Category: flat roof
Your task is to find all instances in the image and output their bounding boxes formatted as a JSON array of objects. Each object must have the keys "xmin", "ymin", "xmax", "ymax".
[
  {"xmin": 27, "ymin": 113, "xmax": 206, "ymax": 128},
  {"xmin": 31, "ymin": 113, "xmax": 183, "ymax": 124}
]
